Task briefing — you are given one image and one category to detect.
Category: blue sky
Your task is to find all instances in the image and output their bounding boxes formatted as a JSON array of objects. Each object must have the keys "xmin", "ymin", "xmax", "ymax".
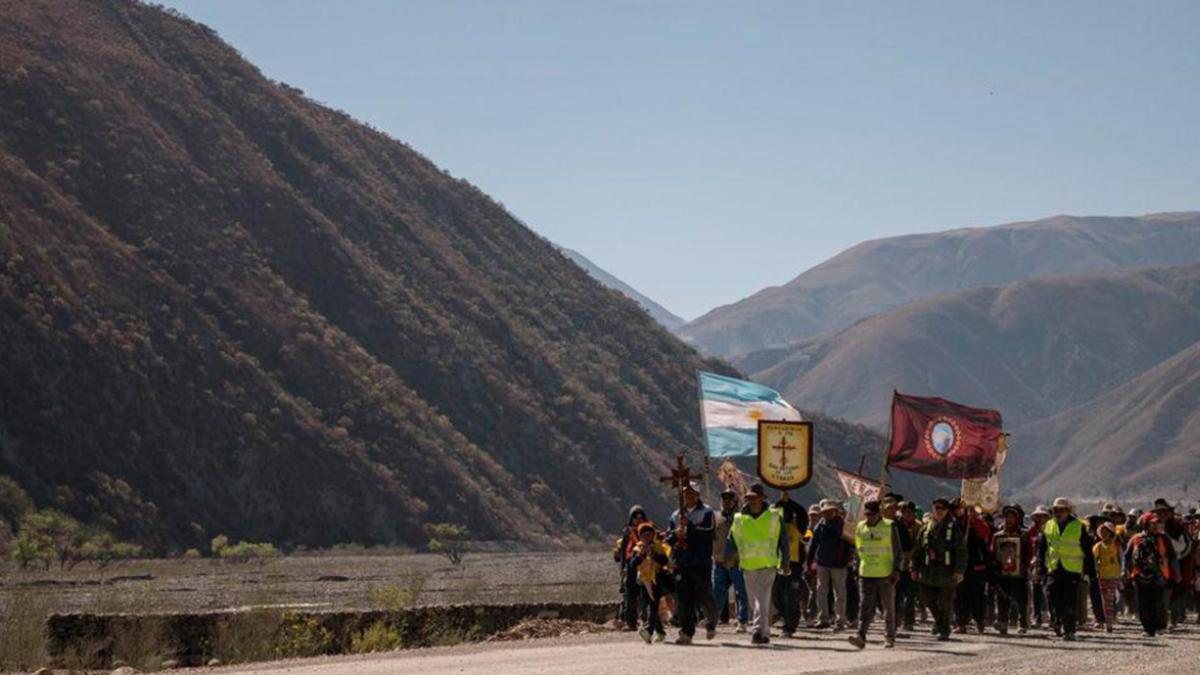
[{"xmin": 161, "ymin": 1, "xmax": 1200, "ymax": 319}]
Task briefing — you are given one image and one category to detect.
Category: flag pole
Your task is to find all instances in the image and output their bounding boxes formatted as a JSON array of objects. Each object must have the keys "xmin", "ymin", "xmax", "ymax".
[
  {"xmin": 696, "ymin": 371, "xmax": 712, "ymax": 501},
  {"xmin": 876, "ymin": 389, "xmax": 897, "ymax": 499}
]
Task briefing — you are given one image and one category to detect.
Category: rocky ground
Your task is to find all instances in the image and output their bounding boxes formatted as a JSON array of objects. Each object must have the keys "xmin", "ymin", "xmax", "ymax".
[
  {"xmin": 0, "ymin": 552, "xmax": 614, "ymax": 615},
  {"xmin": 215, "ymin": 619, "xmax": 1200, "ymax": 675}
]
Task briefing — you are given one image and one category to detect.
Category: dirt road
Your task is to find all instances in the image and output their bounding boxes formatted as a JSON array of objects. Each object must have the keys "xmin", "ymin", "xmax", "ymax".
[{"xmin": 218, "ymin": 621, "xmax": 1200, "ymax": 675}]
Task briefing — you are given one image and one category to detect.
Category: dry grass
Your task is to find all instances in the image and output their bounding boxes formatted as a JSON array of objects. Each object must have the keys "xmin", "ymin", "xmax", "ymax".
[
  {"xmin": 0, "ymin": 589, "xmax": 48, "ymax": 672},
  {"xmin": 110, "ymin": 615, "xmax": 169, "ymax": 672},
  {"xmin": 212, "ymin": 610, "xmax": 285, "ymax": 664}
]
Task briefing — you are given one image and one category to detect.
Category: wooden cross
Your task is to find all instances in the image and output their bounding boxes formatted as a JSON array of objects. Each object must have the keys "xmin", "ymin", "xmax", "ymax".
[{"xmin": 659, "ymin": 454, "xmax": 702, "ymax": 496}]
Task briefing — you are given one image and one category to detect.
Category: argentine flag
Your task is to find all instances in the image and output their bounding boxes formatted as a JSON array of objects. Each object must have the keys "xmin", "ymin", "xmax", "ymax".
[{"xmin": 698, "ymin": 371, "xmax": 802, "ymax": 457}]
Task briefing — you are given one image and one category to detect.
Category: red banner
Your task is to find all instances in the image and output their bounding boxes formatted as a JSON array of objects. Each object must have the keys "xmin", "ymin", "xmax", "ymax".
[{"xmin": 887, "ymin": 392, "xmax": 1002, "ymax": 479}]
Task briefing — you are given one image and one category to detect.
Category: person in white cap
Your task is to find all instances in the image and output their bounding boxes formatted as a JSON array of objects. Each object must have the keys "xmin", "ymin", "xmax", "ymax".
[
  {"xmin": 1035, "ymin": 497, "xmax": 1094, "ymax": 641},
  {"xmin": 811, "ymin": 498, "xmax": 851, "ymax": 630},
  {"xmin": 1028, "ymin": 505, "xmax": 1051, "ymax": 627}
]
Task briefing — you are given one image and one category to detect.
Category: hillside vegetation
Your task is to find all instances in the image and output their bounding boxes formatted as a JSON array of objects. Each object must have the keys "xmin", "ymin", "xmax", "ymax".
[{"xmin": 0, "ymin": 0, "xmax": 740, "ymax": 550}]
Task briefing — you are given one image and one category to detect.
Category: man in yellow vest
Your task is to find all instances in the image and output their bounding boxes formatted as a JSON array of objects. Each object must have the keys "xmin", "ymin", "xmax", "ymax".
[
  {"xmin": 724, "ymin": 483, "xmax": 790, "ymax": 645},
  {"xmin": 1035, "ymin": 497, "xmax": 1094, "ymax": 641},
  {"xmin": 848, "ymin": 499, "xmax": 902, "ymax": 649}
]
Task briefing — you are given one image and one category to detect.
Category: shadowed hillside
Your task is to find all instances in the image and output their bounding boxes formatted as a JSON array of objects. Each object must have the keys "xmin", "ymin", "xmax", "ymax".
[
  {"xmin": 0, "ymin": 0, "xmax": 744, "ymax": 550},
  {"xmin": 1010, "ymin": 341, "xmax": 1200, "ymax": 503}
]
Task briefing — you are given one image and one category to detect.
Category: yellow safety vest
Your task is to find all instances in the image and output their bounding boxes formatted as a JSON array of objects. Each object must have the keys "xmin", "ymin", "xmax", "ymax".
[
  {"xmin": 855, "ymin": 518, "xmax": 895, "ymax": 579},
  {"xmin": 1043, "ymin": 518, "xmax": 1084, "ymax": 573},
  {"xmin": 731, "ymin": 507, "xmax": 782, "ymax": 571}
]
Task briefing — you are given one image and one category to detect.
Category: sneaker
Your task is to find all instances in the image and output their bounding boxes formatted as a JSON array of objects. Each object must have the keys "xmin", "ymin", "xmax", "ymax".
[
  {"xmin": 884, "ymin": 636, "xmax": 895, "ymax": 649},
  {"xmin": 675, "ymin": 634, "xmax": 692, "ymax": 646},
  {"xmin": 1063, "ymin": 633, "xmax": 1077, "ymax": 642},
  {"xmin": 954, "ymin": 626, "xmax": 967, "ymax": 635},
  {"xmin": 1017, "ymin": 627, "xmax": 1028, "ymax": 635},
  {"xmin": 848, "ymin": 634, "xmax": 866, "ymax": 649},
  {"xmin": 735, "ymin": 622, "xmax": 747, "ymax": 634},
  {"xmin": 639, "ymin": 627, "xmax": 652, "ymax": 644},
  {"xmin": 654, "ymin": 632, "xmax": 665, "ymax": 643},
  {"xmin": 750, "ymin": 632, "xmax": 766, "ymax": 645},
  {"xmin": 902, "ymin": 622, "xmax": 915, "ymax": 632},
  {"xmin": 705, "ymin": 626, "xmax": 716, "ymax": 640},
  {"xmin": 761, "ymin": 635, "xmax": 771, "ymax": 645},
  {"xmin": 1105, "ymin": 623, "xmax": 1113, "ymax": 633},
  {"xmin": 815, "ymin": 621, "xmax": 831, "ymax": 630},
  {"xmin": 834, "ymin": 621, "xmax": 847, "ymax": 632},
  {"xmin": 936, "ymin": 634, "xmax": 950, "ymax": 642},
  {"xmin": 781, "ymin": 630, "xmax": 795, "ymax": 639}
]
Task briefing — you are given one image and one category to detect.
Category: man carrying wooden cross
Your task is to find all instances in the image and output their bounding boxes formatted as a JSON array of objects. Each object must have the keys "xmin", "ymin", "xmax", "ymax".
[{"xmin": 663, "ymin": 456, "xmax": 717, "ymax": 645}]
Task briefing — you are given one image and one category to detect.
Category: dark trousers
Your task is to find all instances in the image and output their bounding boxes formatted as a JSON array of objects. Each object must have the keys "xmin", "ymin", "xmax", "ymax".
[
  {"xmin": 621, "ymin": 568, "xmax": 641, "ymax": 629},
  {"xmin": 860, "ymin": 577, "xmax": 896, "ymax": 638},
  {"xmin": 896, "ymin": 574, "xmax": 917, "ymax": 628},
  {"xmin": 1135, "ymin": 580, "xmax": 1163, "ymax": 635},
  {"xmin": 675, "ymin": 566, "xmax": 716, "ymax": 637},
  {"xmin": 1047, "ymin": 568, "xmax": 1081, "ymax": 636},
  {"xmin": 846, "ymin": 569, "xmax": 860, "ymax": 621},
  {"xmin": 640, "ymin": 584, "xmax": 665, "ymax": 635},
  {"xmin": 1030, "ymin": 579, "xmax": 1046, "ymax": 624},
  {"xmin": 921, "ymin": 584, "xmax": 956, "ymax": 638},
  {"xmin": 995, "ymin": 577, "xmax": 1029, "ymax": 629},
  {"xmin": 772, "ymin": 572, "xmax": 804, "ymax": 633},
  {"xmin": 955, "ymin": 569, "xmax": 987, "ymax": 630}
]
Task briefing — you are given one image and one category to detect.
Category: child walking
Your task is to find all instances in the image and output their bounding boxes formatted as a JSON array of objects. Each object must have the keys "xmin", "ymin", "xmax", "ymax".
[
  {"xmin": 1092, "ymin": 523, "xmax": 1122, "ymax": 631},
  {"xmin": 629, "ymin": 522, "xmax": 673, "ymax": 644}
]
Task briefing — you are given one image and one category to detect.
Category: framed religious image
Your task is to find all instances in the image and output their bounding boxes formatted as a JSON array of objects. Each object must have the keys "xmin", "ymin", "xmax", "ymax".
[
  {"xmin": 995, "ymin": 534, "xmax": 1022, "ymax": 578},
  {"xmin": 756, "ymin": 420, "xmax": 813, "ymax": 490}
]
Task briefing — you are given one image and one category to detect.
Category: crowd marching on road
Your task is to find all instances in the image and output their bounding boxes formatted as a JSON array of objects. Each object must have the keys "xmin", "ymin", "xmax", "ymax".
[{"xmin": 613, "ymin": 484, "xmax": 1200, "ymax": 649}]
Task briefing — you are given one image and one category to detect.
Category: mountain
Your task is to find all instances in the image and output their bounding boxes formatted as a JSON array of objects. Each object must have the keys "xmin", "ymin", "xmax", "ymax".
[
  {"xmin": 0, "ymin": 0, "xmax": 747, "ymax": 550},
  {"xmin": 679, "ymin": 212, "xmax": 1200, "ymax": 358},
  {"xmin": 1009, "ymin": 341, "xmax": 1200, "ymax": 504},
  {"xmin": 556, "ymin": 247, "xmax": 685, "ymax": 330},
  {"xmin": 738, "ymin": 265, "xmax": 1200, "ymax": 430}
]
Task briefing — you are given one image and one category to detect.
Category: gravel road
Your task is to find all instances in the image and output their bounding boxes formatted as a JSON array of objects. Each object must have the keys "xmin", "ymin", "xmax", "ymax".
[{"xmin": 215, "ymin": 620, "xmax": 1200, "ymax": 675}]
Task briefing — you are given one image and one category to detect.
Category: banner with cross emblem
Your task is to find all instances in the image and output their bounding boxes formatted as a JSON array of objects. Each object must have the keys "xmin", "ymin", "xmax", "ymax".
[{"xmin": 756, "ymin": 420, "xmax": 813, "ymax": 490}]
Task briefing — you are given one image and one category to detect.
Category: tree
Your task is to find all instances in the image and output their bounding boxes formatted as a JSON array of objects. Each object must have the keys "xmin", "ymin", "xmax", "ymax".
[
  {"xmin": 423, "ymin": 523, "xmax": 468, "ymax": 566},
  {"xmin": 14, "ymin": 509, "xmax": 80, "ymax": 569}
]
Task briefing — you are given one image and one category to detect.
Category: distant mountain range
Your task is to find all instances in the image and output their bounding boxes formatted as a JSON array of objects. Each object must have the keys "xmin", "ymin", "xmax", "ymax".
[
  {"xmin": 678, "ymin": 212, "xmax": 1200, "ymax": 358},
  {"xmin": 739, "ymin": 265, "xmax": 1200, "ymax": 430},
  {"xmin": 557, "ymin": 246, "xmax": 685, "ymax": 330}
]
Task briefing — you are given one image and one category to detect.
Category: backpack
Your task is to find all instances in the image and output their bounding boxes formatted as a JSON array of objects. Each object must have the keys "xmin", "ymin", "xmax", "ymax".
[{"xmin": 1133, "ymin": 534, "xmax": 1163, "ymax": 584}]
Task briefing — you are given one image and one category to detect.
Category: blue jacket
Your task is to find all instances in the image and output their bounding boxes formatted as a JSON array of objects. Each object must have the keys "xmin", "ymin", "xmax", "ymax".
[
  {"xmin": 667, "ymin": 502, "xmax": 716, "ymax": 569},
  {"xmin": 810, "ymin": 518, "xmax": 850, "ymax": 568}
]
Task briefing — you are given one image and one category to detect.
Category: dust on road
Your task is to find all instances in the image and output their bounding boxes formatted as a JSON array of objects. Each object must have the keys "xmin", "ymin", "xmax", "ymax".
[{"xmin": 214, "ymin": 621, "xmax": 1200, "ymax": 675}]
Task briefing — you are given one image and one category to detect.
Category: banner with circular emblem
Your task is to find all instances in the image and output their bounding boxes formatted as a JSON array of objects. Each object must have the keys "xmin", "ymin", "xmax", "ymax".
[{"xmin": 756, "ymin": 420, "xmax": 813, "ymax": 490}]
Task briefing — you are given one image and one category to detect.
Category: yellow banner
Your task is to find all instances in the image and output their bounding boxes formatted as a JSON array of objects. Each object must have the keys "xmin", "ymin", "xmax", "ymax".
[{"xmin": 757, "ymin": 421, "xmax": 813, "ymax": 490}]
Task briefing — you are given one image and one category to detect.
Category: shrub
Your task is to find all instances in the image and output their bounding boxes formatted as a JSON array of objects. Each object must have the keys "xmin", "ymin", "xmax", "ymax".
[
  {"xmin": 219, "ymin": 541, "xmax": 279, "ymax": 564},
  {"xmin": 183, "ymin": 548, "xmax": 202, "ymax": 559},
  {"xmin": 367, "ymin": 572, "xmax": 426, "ymax": 610},
  {"xmin": 111, "ymin": 616, "xmax": 169, "ymax": 672},
  {"xmin": 210, "ymin": 534, "xmax": 229, "ymax": 556},
  {"xmin": 349, "ymin": 620, "xmax": 404, "ymax": 654},
  {"xmin": 424, "ymin": 523, "xmax": 468, "ymax": 566},
  {"xmin": 274, "ymin": 613, "xmax": 333, "ymax": 658}
]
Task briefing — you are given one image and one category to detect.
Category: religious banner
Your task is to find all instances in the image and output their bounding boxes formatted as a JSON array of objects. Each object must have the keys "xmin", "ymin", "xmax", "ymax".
[
  {"xmin": 833, "ymin": 467, "xmax": 882, "ymax": 522},
  {"xmin": 994, "ymin": 534, "xmax": 1022, "ymax": 578},
  {"xmin": 960, "ymin": 434, "xmax": 1009, "ymax": 513},
  {"xmin": 756, "ymin": 420, "xmax": 813, "ymax": 490},
  {"xmin": 887, "ymin": 391, "xmax": 1003, "ymax": 479}
]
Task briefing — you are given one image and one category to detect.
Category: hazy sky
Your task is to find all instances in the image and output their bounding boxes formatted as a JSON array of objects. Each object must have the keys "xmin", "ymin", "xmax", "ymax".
[{"xmin": 160, "ymin": 1, "xmax": 1200, "ymax": 319}]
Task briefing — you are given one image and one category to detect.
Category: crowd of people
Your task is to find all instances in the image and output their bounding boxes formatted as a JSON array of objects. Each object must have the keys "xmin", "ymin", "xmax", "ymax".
[{"xmin": 612, "ymin": 483, "xmax": 1200, "ymax": 648}]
